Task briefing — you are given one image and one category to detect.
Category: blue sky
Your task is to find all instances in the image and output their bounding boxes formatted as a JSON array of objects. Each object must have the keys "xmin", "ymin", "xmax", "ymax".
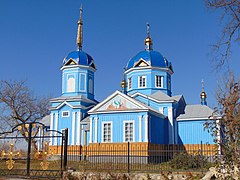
[{"xmin": 0, "ymin": 0, "xmax": 239, "ymax": 108}]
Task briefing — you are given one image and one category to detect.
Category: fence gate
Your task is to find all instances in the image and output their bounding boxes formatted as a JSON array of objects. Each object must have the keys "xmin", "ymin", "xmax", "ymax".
[{"xmin": 0, "ymin": 122, "xmax": 67, "ymax": 179}]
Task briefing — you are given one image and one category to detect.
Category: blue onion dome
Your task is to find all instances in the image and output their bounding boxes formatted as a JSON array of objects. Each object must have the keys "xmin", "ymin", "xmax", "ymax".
[
  {"xmin": 63, "ymin": 50, "xmax": 96, "ymax": 69},
  {"xmin": 126, "ymin": 24, "xmax": 173, "ymax": 71},
  {"xmin": 126, "ymin": 50, "xmax": 172, "ymax": 71}
]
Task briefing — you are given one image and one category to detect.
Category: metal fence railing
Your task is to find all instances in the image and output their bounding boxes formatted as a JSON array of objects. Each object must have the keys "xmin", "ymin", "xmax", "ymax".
[{"xmin": 66, "ymin": 142, "xmax": 218, "ymax": 173}]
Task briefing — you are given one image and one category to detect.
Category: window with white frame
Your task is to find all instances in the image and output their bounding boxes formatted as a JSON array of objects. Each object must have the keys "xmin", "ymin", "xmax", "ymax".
[
  {"xmin": 67, "ymin": 75, "xmax": 75, "ymax": 92},
  {"xmin": 103, "ymin": 122, "xmax": 112, "ymax": 142},
  {"xmin": 62, "ymin": 111, "xmax": 69, "ymax": 117},
  {"xmin": 128, "ymin": 77, "xmax": 132, "ymax": 90},
  {"xmin": 89, "ymin": 79, "xmax": 93, "ymax": 94},
  {"xmin": 124, "ymin": 121, "xmax": 134, "ymax": 142},
  {"xmin": 138, "ymin": 76, "xmax": 146, "ymax": 88},
  {"xmin": 155, "ymin": 75, "xmax": 163, "ymax": 88}
]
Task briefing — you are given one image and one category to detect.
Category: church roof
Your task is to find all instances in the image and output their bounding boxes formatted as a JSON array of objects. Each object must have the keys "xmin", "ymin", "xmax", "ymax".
[
  {"xmin": 41, "ymin": 115, "xmax": 50, "ymax": 127},
  {"xmin": 62, "ymin": 50, "xmax": 96, "ymax": 69},
  {"xmin": 149, "ymin": 91, "xmax": 174, "ymax": 102},
  {"xmin": 50, "ymin": 95, "xmax": 98, "ymax": 104},
  {"xmin": 177, "ymin": 104, "xmax": 214, "ymax": 120},
  {"xmin": 126, "ymin": 50, "xmax": 173, "ymax": 71}
]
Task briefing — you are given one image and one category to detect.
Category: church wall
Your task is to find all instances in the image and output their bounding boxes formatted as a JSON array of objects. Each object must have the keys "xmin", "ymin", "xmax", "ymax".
[
  {"xmin": 134, "ymin": 95, "xmax": 172, "ymax": 115},
  {"xmin": 126, "ymin": 69, "xmax": 170, "ymax": 95},
  {"xmin": 61, "ymin": 67, "xmax": 94, "ymax": 99},
  {"xmin": 149, "ymin": 114, "xmax": 168, "ymax": 144},
  {"xmin": 177, "ymin": 119, "xmax": 215, "ymax": 144},
  {"xmin": 89, "ymin": 112, "xmax": 148, "ymax": 143}
]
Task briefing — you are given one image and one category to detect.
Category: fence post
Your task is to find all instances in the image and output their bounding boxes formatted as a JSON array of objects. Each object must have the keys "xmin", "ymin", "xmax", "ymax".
[
  {"xmin": 26, "ymin": 123, "xmax": 32, "ymax": 177},
  {"xmin": 63, "ymin": 128, "xmax": 68, "ymax": 170},
  {"xmin": 127, "ymin": 142, "xmax": 130, "ymax": 173}
]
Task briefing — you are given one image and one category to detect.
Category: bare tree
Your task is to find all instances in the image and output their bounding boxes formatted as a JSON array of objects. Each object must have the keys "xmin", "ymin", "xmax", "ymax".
[
  {"xmin": 206, "ymin": 0, "xmax": 240, "ymax": 68},
  {"xmin": 205, "ymin": 73, "xmax": 240, "ymax": 178},
  {"xmin": 0, "ymin": 80, "xmax": 50, "ymax": 150}
]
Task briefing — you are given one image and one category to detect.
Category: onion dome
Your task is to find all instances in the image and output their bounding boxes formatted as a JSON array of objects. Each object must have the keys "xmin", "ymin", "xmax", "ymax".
[
  {"xmin": 126, "ymin": 23, "xmax": 172, "ymax": 71},
  {"xmin": 63, "ymin": 50, "xmax": 95, "ymax": 69},
  {"xmin": 126, "ymin": 50, "xmax": 171, "ymax": 70}
]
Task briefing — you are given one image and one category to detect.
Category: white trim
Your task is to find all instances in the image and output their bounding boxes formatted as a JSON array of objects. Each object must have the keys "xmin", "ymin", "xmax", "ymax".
[
  {"xmin": 89, "ymin": 117, "xmax": 93, "ymax": 143},
  {"xmin": 130, "ymin": 92, "xmax": 175, "ymax": 103},
  {"xmin": 128, "ymin": 77, "xmax": 132, "ymax": 90},
  {"xmin": 168, "ymin": 107, "xmax": 174, "ymax": 144},
  {"xmin": 50, "ymin": 113, "xmax": 54, "ymax": 146},
  {"xmin": 133, "ymin": 58, "xmax": 150, "ymax": 68},
  {"xmin": 138, "ymin": 75, "xmax": 146, "ymax": 88},
  {"xmin": 67, "ymin": 74, "xmax": 76, "ymax": 92},
  {"xmin": 76, "ymin": 112, "xmax": 81, "ymax": 145},
  {"xmin": 61, "ymin": 64, "xmax": 96, "ymax": 72},
  {"xmin": 125, "ymin": 66, "xmax": 173, "ymax": 75},
  {"xmin": 155, "ymin": 75, "xmax": 164, "ymax": 88},
  {"xmin": 94, "ymin": 117, "xmax": 98, "ymax": 143},
  {"xmin": 102, "ymin": 121, "xmax": 112, "ymax": 143},
  {"xmin": 54, "ymin": 113, "xmax": 59, "ymax": 145},
  {"xmin": 52, "ymin": 101, "xmax": 95, "ymax": 110},
  {"xmin": 123, "ymin": 120, "xmax": 135, "ymax": 142},
  {"xmin": 88, "ymin": 90, "xmax": 148, "ymax": 114},
  {"xmin": 62, "ymin": 111, "xmax": 70, "ymax": 117},
  {"xmin": 176, "ymin": 116, "xmax": 221, "ymax": 121},
  {"xmin": 50, "ymin": 96, "xmax": 97, "ymax": 104},
  {"xmin": 71, "ymin": 112, "xmax": 76, "ymax": 145},
  {"xmin": 138, "ymin": 116, "xmax": 142, "ymax": 142},
  {"xmin": 144, "ymin": 115, "xmax": 148, "ymax": 142},
  {"xmin": 89, "ymin": 78, "xmax": 93, "ymax": 94},
  {"xmin": 79, "ymin": 73, "xmax": 86, "ymax": 92}
]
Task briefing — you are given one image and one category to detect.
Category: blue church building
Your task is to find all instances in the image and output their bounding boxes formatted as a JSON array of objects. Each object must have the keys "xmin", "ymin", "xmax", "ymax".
[{"xmin": 49, "ymin": 8, "xmax": 217, "ymax": 152}]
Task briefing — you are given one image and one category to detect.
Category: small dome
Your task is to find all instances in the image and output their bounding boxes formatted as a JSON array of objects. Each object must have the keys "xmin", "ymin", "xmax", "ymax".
[
  {"xmin": 126, "ymin": 50, "xmax": 172, "ymax": 70},
  {"xmin": 63, "ymin": 50, "xmax": 95, "ymax": 68}
]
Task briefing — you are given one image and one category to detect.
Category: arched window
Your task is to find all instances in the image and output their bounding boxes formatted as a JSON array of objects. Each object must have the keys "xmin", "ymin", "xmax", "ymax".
[
  {"xmin": 67, "ymin": 75, "xmax": 75, "ymax": 92},
  {"xmin": 89, "ymin": 79, "xmax": 93, "ymax": 94}
]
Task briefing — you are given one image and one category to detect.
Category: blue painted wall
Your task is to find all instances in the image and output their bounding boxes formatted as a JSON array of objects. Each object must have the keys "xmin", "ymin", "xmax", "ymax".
[
  {"xmin": 178, "ymin": 119, "xmax": 215, "ymax": 144},
  {"xmin": 62, "ymin": 67, "xmax": 95, "ymax": 100},
  {"xmin": 125, "ymin": 68, "xmax": 172, "ymax": 96},
  {"xmin": 90, "ymin": 112, "xmax": 148, "ymax": 143},
  {"xmin": 149, "ymin": 114, "xmax": 168, "ymax": 144}
]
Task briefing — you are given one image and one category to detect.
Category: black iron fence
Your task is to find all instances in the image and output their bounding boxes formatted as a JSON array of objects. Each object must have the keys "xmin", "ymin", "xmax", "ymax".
[
  {"xmin": 66, "ymin": 141, "xmax": 218, "ymax": 173},
  {"xmin": 0, "ymin": 122, "xmax": 67, "ymax": 179}
]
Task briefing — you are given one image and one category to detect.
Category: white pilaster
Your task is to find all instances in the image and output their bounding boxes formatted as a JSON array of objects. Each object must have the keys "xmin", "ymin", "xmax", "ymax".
[
  {"xmin": 89, "ymin": 117, "xmax": 93, "ymax": 143},
  {"xmin": 54, "ymin": 113, "xmax": 59, "ymax": 145},
  {"xmin": 168, "ymin": 107, "xmax": 174, "ymax": 144},
  {"xmin": 94, "ymin": 117, "xmax": 98, "ymax": 143},
  {"xmin": 144, "ymin": 115, "xmax": 148, "ymax": 142},
  {"xmin": 50, "ymin": 113, "xmax": 54, "ymax": 145},
  {"xmin": 138, "ymin": 116, "xmax": 142, "ymax": 142},
  {"xmin": 76, "ymin": 112, "xmax": 81, "ymax": 145},
  {"xmin": 71, "ymin": 112, "xmax": 76, "ymax": 145}
]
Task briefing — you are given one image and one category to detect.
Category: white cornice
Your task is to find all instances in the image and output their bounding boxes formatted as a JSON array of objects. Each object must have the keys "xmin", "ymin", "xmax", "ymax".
[
  {"xmin": 125, "ymin": 66, "xmax": 173, "ymax": 75},
  {"xmin": 60, "ymin": 64, "xmax": 96, "ymax": 72}
]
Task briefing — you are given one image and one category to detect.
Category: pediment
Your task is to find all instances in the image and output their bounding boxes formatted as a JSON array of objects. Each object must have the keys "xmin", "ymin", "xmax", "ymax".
[
  {"xmin": 64, "ymin": 59, "xmax": 77, "ymax": 66},
  {"xmin": 133, "ymin": 58, "xmax": 149, "ymax": 68},
  {"xmin": 88, "ymin": 91, "xmax": 147, "ymax": 113}
]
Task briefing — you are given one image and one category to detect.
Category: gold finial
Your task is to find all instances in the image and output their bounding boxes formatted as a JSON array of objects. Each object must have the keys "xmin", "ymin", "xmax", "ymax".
[
  {"xmin": 77, "ymin": 5, "xmax": 83, "ymax": 50},
  {"xmin": 145, "ymin": 22, "xmax": 153, "ymax": 50},
  {"xmin": 200, "ymin": 79, "xmax": 207, "ymax": 105}
]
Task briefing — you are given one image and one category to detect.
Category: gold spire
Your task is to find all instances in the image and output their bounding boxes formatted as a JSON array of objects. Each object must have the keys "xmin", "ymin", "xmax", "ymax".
[
  {"xmin": 76, "ymin": 5, "xmax": 83, "ymax": 50},
  {"xmin": 145, "ymin": 22, "xmax": 153, "ymax": 50}
]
